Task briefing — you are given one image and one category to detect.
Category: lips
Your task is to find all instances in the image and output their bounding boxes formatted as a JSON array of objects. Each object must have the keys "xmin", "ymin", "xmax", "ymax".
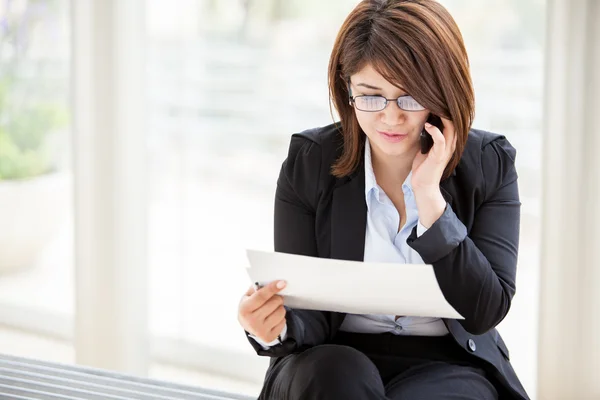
[
  {"xmin": 378, "ymin": 131, "xmax": 406, "ymax": 137},
  {"xmin": 377, "ymin": 130, "xmax": 409, "ymax": 143}
]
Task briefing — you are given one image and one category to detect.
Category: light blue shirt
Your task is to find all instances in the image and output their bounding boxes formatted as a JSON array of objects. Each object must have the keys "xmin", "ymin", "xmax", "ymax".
[
  {"xmin": 251, "ymin": 139, "xmax": 447, "ymax": 349},
  {"xmin": 337, "ymin": 138, "xmax": 448, "ymax": 336}
]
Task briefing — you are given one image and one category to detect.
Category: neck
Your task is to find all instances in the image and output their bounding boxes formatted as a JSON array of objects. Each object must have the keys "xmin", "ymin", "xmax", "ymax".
[{"xmin": 370, "ymin": 146, "xmax": 416, "ymax": 189}]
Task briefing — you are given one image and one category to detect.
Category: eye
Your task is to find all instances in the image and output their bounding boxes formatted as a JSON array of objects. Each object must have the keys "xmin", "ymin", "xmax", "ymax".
[{"xmin": 356, "ymin": 92, "xmax": 380, "ymax": 97}]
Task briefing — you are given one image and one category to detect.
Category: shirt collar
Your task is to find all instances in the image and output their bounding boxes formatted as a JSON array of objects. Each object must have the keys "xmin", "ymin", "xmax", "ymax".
[
  {"xmin": 364, "ymin": 137, "xmax": 378, "ymax": 199},
  {"xmin": 364, "ymin": 138, "xmax": 413, "ymax": 207}
]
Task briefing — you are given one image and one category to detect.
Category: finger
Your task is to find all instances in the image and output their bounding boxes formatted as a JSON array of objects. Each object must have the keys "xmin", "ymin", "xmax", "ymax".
[
  {"xmin": 239, "ymin": 284, "xmax": 258, "ymax": 307},
  {"xmin": 264, "ymin": 305, "xmax": 286, "ymax": 330},
  {"xmin": 254, "ymin": 295, "xmax": 285, "ymax": 321},
  {"xmin": 440, "ymin": 116, "xmax": 454, "ymax": 133},
  {"xmin": 440, "ymin": 116, "xmax": 456, "ymax": 152},
  {"xmin": 269, "ymin": 318, "xmax": 287, "ymax": 338},
  {"xmin": 247, "ymin": 280, "xmax": 287, "ymax": 312},
  {"xmin": 424, "ymin": 122, "xmax": 446, "ymax": 155}
]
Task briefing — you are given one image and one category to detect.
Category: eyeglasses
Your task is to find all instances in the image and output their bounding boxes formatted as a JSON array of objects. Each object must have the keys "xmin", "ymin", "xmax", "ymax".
[
  {"xmin": 347, "ymin": 79, "xmax": 425, "ymax": 112},
  {"xmin": 350, "ymin": 94, "xmax": 426, "ymax": 112}
]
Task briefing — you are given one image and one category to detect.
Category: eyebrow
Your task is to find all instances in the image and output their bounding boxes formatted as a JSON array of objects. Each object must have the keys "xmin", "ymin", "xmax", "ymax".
[
  {"xmin": 355, "ymin": 82, "xmax": 382, "ymax": 90},
  {"xmin": 354, "ymin": 82, "xmax": 407, "ymax": 92}
]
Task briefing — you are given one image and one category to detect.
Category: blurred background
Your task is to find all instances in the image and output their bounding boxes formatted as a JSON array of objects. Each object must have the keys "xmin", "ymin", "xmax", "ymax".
[{"xmin": 0, "ymin": 0, "xmax": 546, "ymax": 398}]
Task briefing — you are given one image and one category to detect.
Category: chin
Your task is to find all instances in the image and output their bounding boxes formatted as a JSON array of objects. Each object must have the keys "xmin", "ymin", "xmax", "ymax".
[{"xmin": 372, "ymin": 136, "xmax": 418, "ymax": 157}]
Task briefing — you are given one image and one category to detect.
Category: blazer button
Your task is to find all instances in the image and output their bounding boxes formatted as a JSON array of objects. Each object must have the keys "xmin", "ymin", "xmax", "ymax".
[{"xmin": 467, "ymin": 339, "xmax": 477, "ymax": 352}]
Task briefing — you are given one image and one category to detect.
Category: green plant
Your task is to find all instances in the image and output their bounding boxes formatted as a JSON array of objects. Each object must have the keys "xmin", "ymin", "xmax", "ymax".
[
  {"xmin": 0, "ymin": 77, "xmax": 68, "ymax": 180},
  {"xmin": 0, "ymin": 130, "xmax": 49, "ymax": 180},
  {"xmin": 0, "ymin": 0, "xmax": 69, "ymax": 180}
]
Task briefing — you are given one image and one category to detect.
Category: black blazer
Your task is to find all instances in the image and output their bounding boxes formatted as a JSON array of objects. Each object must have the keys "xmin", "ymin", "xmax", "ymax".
[{"xmin": 247, "ymin": 122, "xmax": 529, "ymax": 400}]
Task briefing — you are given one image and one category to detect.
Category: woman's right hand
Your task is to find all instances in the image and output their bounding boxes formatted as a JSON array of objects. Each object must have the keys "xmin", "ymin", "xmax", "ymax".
[{"xmin": 238, "ymin": 280, "xmax": 287, "ymax": 343}]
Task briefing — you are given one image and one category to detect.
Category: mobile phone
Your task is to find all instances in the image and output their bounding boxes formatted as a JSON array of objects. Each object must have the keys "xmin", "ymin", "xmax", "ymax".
[{"xmin": 420, "ymin": 114, "xmax": 444, "ymax": 154}]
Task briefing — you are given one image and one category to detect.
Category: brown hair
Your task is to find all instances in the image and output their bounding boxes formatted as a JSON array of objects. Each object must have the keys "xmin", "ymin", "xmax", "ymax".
[{"xmin": 328, "ymin": 0, "xmax": 475, "ymax": 179}]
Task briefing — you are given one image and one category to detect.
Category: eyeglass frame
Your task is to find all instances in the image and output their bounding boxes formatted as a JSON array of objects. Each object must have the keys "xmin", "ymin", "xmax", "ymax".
[{"xmin": 347, "ymin": 78, "xmax": 426, "ymax": 112}]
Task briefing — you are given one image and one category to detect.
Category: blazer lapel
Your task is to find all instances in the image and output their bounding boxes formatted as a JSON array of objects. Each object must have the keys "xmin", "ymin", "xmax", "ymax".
[
  {"xmin": 330, "ymin": 168, "xmax": 367, "ymax": 262},
  {"xmin": 329, "ymin": 163, "xmax": 454, "ymax": 262}
]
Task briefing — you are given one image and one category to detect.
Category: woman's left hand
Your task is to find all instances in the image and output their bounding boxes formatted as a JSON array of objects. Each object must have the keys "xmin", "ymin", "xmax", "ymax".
[{"xmin": 411, "ymin": 117, "xmax": 457, "ymax": 228}]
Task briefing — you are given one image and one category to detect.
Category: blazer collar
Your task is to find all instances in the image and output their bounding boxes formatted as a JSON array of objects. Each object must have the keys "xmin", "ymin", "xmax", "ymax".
[{"xmin": 330, "ymin": 156, "xmax": 455, "ymax": 263}]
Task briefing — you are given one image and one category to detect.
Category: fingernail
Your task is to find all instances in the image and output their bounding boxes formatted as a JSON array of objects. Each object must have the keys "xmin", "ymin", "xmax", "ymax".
[
  {"xmin": 276, "ymin": 281, "xmax": 286, "ymax": 289},
  {"xmin": 425, "ymin": 122, "xmax": 432, "ymax": 128}
]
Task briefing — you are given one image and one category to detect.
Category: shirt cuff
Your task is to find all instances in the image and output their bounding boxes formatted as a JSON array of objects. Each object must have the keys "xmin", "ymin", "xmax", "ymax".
[
  {"xmin": 248, "ymin": 324, "xmax": 288, "ymax": 350},
  {"xmin": 417, "ymin": 220, "xmax": 429, "ymax": 237}
]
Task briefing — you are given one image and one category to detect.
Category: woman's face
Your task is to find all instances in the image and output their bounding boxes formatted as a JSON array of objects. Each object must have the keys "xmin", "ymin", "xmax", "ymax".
[{"xmin": 349, "ymin": 64, "xmax": 430, "ymax": 160}]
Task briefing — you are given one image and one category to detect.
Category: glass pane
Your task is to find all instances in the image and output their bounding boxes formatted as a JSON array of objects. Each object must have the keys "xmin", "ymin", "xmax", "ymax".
[
  {"xmin": 0, "ymin": 0, "xmax": 73, "ymax": 347},
  {"xmin": 145, "ymin": 0, "xmax": 362, "ymax": 375}
]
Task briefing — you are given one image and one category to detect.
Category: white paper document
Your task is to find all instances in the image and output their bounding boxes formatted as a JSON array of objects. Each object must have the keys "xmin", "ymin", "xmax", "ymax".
[{"xmin": 246, "ymin": 249, "xmax": 463, "ymax": 319}]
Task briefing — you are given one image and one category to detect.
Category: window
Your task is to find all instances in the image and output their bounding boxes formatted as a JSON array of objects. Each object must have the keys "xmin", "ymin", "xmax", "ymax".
[{"xmin": 0, "ymin": 1, "xmax": 544, "ymax": 397}]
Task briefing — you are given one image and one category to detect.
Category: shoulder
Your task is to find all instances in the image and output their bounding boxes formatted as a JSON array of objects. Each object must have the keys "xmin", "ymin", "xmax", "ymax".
[
  {"xmin": 289, "ymin": 122, "xmax": 344, "ymax": 161},
  {"xmin": 277, "ymin": 123, "xmax": 342, "ymax": 209},
  {"xmin": 463, "ymin": 128, "xmax": 516, "ymax": 159},
  {"xmin": 457, "ymin": 128, "xmax": 518, "ymax": 199},
  {"xmin": 282, "ymin": 122, "xmax": 343, "ymax": 179}
]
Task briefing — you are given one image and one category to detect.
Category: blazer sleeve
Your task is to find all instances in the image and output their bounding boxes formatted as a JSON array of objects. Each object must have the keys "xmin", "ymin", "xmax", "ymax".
[
  {"xmin": 407, "ymin": 136, "xmax": 520, "ymax": 335},
  {"xmin": 246, "ymin": 134, "xmax": 338, "ymax": 357}
]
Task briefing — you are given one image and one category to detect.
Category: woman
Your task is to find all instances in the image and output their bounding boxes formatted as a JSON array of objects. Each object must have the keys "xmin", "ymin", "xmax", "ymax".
[{"xmin": 237, "ymin": 0, "xmax": 529, "ymax": 399}]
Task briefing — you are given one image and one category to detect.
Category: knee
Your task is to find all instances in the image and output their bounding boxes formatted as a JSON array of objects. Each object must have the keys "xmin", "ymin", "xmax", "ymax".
[{"xmin": 289, "ymin": 344, "xmax": 382, "ymax": 394}]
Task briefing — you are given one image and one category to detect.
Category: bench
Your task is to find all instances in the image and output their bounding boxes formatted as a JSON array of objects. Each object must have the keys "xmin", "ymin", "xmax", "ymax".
[{"xmin": 0, "ymin": 354, "xmax": 255, "ymax": 399}]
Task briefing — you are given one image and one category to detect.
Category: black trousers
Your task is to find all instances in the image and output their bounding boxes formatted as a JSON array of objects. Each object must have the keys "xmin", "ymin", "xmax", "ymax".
[{"xmin": 259, "ymin": 332, "xmax": 499, "ymax": 400}]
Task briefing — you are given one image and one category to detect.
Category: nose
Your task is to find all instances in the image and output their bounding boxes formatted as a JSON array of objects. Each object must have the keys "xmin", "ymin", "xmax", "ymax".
[{"xmin": 380, "ymin": 101, "xmax": 407, "ymax": 126}]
